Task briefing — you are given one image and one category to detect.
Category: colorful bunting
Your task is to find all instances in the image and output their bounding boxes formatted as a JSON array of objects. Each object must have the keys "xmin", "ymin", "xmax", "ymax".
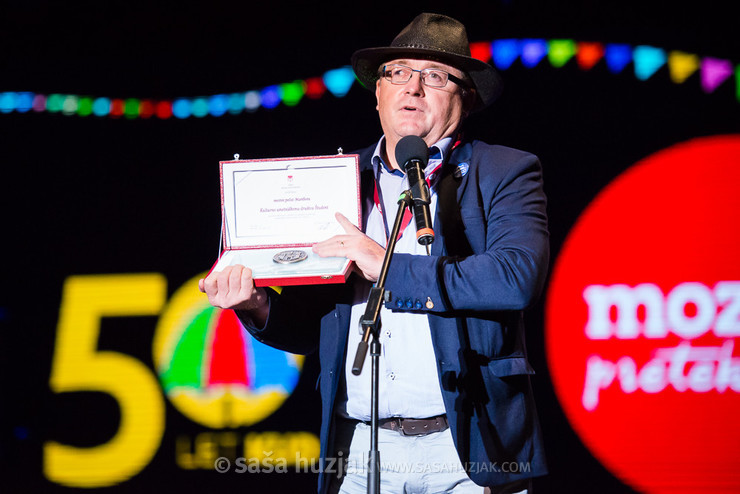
[
  {"xmin": 469, "ymin": 41, "xmax": 493, "ymax": 63},
  {"xmin": 322, "ymin": 66, "xmax": 355, "ymax": 97},
  {"xmin": 259, "ymin": 86, "xmax": 281, "ymax": 110},
  {"xmin": 304, "ymin": 77, "xmax": 326, "ymax": 99},
  {"xmin": 172, "ymin": 99, "xmax": 191, "ymax": 119},
  {"xmin": 491, "ymin": 39, "xmax": 520, "ymax": 70},
  {"xmin": 633, "ymin": 45, "xmax": 667, "ymax": 80},
  {"xmin": 244, "ymin": 91, "xmax": 261, "ymax": 112},
  {"xmin": 0, "ymin": 92, "xmax": 16, "ymax": 113},
  {"xmin": 605, "ymin": 44, "xmax": 633, "ymax": 74},
  {"xmin": 668, "ymin": 51, "xmax": 700, "ymax": 84},
  {"xmin": 279, "ymin": 81, "xmax": 305, "ymax": 107},
  {"xmin": 576, "ymin": 42, "xmax": 605, "ymax": 70},
  {"xmin": 110, "ymin": 99, "xmax": 125, "ymax": 118},
  {"xmin": 228, "ymin": 93, "xmax": 245, "ymax": 114},
  {"xmin": 701, "ymin": 57, "xmax": 733, "ymax": 93},
  {"xmin": 207, "ymin": 95, "xmax": 229, "ymax": 117},
  {"xmin": 32, "ymin": 94, "xmax": 46, "ymax": 112},
  {"xmin": 190, "ymin": 98, "xmax": 210, "ymax": 118},
  {"xmin": 140, "ymin": 100, "xmax": 155, "ymax": 118},
  {"xmin": 548, "ymin": 39, "xmax": 576, "ymax": 68},
  {"xmin": 521, "ymin": 39, "xmax": 548, "ymax": 68},
  {"xmin": 1, "ymin": 39, "xmax": 738, "ymax": 119}
]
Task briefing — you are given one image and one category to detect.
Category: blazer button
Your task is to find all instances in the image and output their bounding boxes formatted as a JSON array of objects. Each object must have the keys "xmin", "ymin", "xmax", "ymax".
[
  {"xmin": 396, "ymin": 298, "xmax": 404, "ymax": 309},
  {"xmin": 414, "ymin": 299, "xmax": 423, "ymax": 309},
  {"xmin": 405, "ymin": 298, "xmax": 413, "ymax": 309},
  {"xmin": 425, "ymin": 297, "xmax": 434, "ymax": 309}
]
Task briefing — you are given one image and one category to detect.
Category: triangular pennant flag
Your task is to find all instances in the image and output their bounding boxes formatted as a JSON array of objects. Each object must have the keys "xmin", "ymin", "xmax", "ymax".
[
  {"xmin": 469, "ymin": 41, "xmax": 492, "ymax": 63},
  {"xmin": 304, "ymin": 77, "xmax": 326, "ymax": 99},
  {"xmin": 701, "ymin": 57, "xmax": 733, "ymax": 93},
  {"xmin": 604, "ymin": 44, "xmax": 632, "ymax": 73},
  {"xmin": 491, "ymin": 39, "xmax": 520, "ymax": 69},
  {"xmin": 521, "ymin": 39, "xmax": 548, "ymax": 68},
  {"xmin": 279, "ymin": 81, "xmax": 306, "ymax": 107},
  {"xmin": 576, "ymin": 42, "xmax": 604, "ymax": 70},
  {"xmin": 668, "ymin": 51, "xmax": 700, "ymax": 84},
  {"xmin": 633, "ymin": 45, "xmax": 667, "ymax": 81},
  {"xmin": 323, "ymin": 66, "xmax": 355, "ymax": 97},
  {"xmin": 548, "ymin": 39, "xmax": 576, "ymax": 68}
]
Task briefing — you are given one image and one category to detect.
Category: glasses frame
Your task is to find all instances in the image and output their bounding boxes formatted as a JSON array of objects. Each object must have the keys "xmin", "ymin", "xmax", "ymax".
[{"xmin": 381, "ymin": 64, "xmax": 471, "ymax": 89}]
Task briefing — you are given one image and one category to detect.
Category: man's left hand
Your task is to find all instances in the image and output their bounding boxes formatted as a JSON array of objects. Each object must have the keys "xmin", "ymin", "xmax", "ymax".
[{"xmin": 312, "ymin": 212, "xmax": 385, "ymax": 281}]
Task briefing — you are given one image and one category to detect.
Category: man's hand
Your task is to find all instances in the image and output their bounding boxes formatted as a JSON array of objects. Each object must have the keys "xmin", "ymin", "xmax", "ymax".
[
  {"xmin": 312, "ymin": 212, "xmax": 385, "ymax": 281},
  {"xmin": 198, "ymin": 265, "xmax": 269, "ymax": 325}
]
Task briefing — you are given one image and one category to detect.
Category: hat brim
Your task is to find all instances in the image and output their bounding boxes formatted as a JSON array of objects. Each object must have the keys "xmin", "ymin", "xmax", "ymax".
[{"xmin": 351, "ymin": 46, "xmax": 503, "ymax": 111}]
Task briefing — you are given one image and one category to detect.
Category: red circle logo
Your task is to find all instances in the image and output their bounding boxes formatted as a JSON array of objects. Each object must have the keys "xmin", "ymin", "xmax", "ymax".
[{"xmin": 546, "ymin": 135, "xmax": 740, "ymax": 493}]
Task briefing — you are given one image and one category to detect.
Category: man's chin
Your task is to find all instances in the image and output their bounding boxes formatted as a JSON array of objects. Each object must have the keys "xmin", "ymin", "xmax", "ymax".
[{"xmin": 395, "ymin": 124, "xmax": 428, "ymax": 140}]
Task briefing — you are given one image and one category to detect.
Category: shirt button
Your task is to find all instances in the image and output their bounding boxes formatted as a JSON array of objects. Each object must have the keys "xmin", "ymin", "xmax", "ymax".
[
  {"xmin": 388, "ymin": 372, "xmax": 396, "ymax": 380},
  {"xmin": 385, "ymin": 330, "xmax": 391, "ymax": 338}
]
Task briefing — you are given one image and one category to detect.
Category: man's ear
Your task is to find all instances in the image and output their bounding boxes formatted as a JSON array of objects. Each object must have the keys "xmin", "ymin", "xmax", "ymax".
[
  {"xmin": 375, "ymin": 79, "xmax": 382, "ymax": 111},
  {"xmin": 462, "ymin": 88, "xmax": 477, "ymax": 116}
]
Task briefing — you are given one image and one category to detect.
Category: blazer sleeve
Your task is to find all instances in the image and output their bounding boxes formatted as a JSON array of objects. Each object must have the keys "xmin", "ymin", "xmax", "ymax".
[
  {"xmin": 383, "ymin": 144, "xmax": 549, "ymax": 313},
  {"xmin": 236, "ymin": 282, "xmax": 343, "ymax": 355}
]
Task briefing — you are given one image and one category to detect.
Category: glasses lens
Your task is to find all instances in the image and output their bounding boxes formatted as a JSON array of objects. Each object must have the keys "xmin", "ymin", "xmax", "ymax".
[
  {"xmin": 421, "ymin": 69, "xmax": 448, "ymax": 88},
  {"xmin": 385, "ymin": 65, "xmax": 411, "ymax": 84}
]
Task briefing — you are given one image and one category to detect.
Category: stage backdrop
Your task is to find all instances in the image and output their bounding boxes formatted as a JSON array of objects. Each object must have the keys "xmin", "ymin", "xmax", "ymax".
[{"xmin": 1, "ymin": 2, "xmax": 739, "ymax": 493}]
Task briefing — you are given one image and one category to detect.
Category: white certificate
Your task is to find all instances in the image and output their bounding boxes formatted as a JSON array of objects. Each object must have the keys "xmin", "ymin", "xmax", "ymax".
[{"xmin": 233, "ymin": 166, "xmax": 342, "ymax": 240}]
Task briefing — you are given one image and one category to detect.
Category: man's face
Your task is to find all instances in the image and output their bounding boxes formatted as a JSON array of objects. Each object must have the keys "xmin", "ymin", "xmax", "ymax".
[{"xmin": 375, "ymin": 58, "xmax": 471, "ymax": 150}]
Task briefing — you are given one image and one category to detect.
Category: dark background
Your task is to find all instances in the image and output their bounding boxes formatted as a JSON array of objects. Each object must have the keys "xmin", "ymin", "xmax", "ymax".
[{"xmin": 1, "ymin": 0, "xmax": 739, "ymax": 492}]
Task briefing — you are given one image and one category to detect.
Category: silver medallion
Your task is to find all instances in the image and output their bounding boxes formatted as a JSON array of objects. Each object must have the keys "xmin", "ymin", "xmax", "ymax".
[{"xmin": 273, "ymin": 249, "xmax": 308, "ymax": 264}]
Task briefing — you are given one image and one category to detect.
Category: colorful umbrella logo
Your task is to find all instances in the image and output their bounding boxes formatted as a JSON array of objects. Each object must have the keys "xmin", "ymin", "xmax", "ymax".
[{"xmin": 153, "ymin": 274, "xmax": 303, "ymax": 428}]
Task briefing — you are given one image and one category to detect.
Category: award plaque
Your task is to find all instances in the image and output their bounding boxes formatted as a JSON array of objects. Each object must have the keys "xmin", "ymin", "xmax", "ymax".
[{"xmin": 210, "ymin": 153, "xmax": 361, "ymax": 286}]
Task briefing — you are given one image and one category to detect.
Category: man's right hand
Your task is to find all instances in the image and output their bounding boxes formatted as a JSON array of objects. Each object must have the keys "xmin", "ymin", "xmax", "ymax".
[{"xmin": 198, "ymin": 265, "xmax": 269, "ymax": 325}]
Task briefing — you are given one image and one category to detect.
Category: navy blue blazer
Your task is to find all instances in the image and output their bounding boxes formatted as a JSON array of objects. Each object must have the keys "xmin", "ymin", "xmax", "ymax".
[{"xmin": 242, "ymin": 140, "xmax": 549, "ymax": 491}]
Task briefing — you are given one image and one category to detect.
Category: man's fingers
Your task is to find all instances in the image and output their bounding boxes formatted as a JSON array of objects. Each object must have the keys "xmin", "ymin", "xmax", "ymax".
[
  {"xmin": 200, "ymin": 265, "xmax": 261, "ymax": 310},
  {"xmin": 313, "ymin": 235, "xmax": 350, "ymax": 258},
  {"xmin": 312, "ymin": 213, "xmax": 362, "ymax": 258},
  {"xmin": 228, "ymin": 265, "xmax": 243, "ymax": 295},
  {"xmin": 335, "ymin": 212, "xmax": 360, "ymax": 235},
  {"xmin": 204, "ymin": 273, "xmax": 219, "ymax": 296},
  {"xmin": 216, "ymin": 268, "xmax": 230, "ymax": 299},
  {"xmin": 239, "ymin": 266, "xmax": 254, "ymax": 299}
]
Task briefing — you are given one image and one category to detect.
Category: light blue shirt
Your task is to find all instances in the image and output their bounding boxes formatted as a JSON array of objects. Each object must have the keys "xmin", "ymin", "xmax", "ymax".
[{"xmin": 343, "ymin": 136, "xmax": 453, "ymax": 421}]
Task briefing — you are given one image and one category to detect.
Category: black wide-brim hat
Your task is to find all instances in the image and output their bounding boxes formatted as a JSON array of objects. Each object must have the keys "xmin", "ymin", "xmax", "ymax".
[{"xmin": 351, "ymin": 13, "xmax": 503, "ymax": 111}]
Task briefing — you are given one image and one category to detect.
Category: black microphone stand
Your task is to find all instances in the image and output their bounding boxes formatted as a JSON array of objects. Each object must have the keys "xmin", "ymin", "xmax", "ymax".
[{"xmin": 351, "ymin": 189, "xmax": 414, "ymax": 494}]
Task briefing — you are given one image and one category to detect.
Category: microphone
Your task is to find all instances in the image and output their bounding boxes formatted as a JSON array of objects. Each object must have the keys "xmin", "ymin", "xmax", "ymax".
[{"xmin": 395, "ymin": 135, "xmax": 434, "ymax": 246}]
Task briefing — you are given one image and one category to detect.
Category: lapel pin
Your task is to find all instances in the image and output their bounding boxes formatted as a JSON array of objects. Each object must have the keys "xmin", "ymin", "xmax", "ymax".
[{"xmin": 454, "ymin": 162, "xmax": 469, "ymax": 178}]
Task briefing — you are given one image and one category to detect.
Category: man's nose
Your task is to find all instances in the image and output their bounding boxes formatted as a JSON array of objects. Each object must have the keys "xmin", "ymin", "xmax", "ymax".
[{"xmin": 405, "ymin": 71, "xmax": 425, "ymax": 95}]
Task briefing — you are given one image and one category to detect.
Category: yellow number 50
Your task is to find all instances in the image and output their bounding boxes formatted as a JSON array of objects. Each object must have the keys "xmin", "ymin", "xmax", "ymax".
[{"xmin": 44, "ymin": 274, "xmax": 167, "ymax": 487}]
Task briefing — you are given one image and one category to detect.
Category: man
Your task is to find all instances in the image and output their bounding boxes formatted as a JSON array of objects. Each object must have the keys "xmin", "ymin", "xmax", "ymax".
[{"xmin": 200, "ymin": 13, "xmax": 549, "ymax": 494}]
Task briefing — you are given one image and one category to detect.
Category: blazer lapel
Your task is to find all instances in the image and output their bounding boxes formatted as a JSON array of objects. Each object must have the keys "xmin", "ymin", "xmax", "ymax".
[{"xmin": 433, "ymin": 143, "xmax": 474, "ymax": 257}]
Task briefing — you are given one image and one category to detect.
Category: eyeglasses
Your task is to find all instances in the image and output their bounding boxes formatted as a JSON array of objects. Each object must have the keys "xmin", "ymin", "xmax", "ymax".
[{"xmin": 381, "ymin": 64, "xmax": 470, "ymax": 89}]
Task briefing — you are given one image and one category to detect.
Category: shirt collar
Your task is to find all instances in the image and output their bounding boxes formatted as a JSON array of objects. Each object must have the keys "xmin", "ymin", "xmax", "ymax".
[{"xmin": 371, "ymin": 135, "xmax": 454, "ymax": 177}]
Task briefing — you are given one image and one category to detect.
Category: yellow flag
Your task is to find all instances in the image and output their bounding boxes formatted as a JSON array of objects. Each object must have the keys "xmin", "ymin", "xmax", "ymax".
[{"xmin": 668, "ymin": 51, "xmax": 700, "ymax": 84}]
